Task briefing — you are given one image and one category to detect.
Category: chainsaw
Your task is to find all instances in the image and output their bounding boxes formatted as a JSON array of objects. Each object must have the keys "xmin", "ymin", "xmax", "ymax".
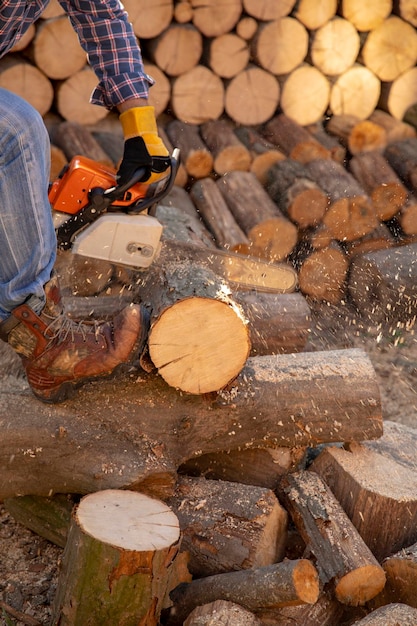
[{"xmin": 49, "ymin": 149, "xmax": 297, "ymax": 293}]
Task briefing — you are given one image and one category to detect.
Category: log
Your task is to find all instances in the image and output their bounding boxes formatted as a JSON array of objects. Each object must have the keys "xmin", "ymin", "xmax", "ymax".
[
  {"xmin": 348, "ymin": 244, "xmax": 417, "ymax": 323},
  {"xmin": 326, "ymin": 114, "xmax": 387, "ymax": 155},
  {"xmin": 29, "ymin": 15, "xmax": 87, "ymax": 80},
  {"xmin": 251, "ymin": 17, "xmax": 308, "ymax": 76},
  {"xmin": 200, "ymin": 119, "xmax": 251, "ymax": 175},
  {"xmin": 329, "ymin": 64, "xmax": 381, "ymax": 120},
  {"xmin": 189, "ymin": 178, "xmax": 251, "ymax": 253},
  {"xmin": 144, "ymin": 263, "xmax": 251, "ymax": 394},
  {"xmin": 343, "ymin": 223, "xmax": 396, "ymax": 257},
  {"xmin": 156, "ymin": 196, "xmax": 216, "ymax": 249},
  {"xmin": 351, "ymin": 604, "xmax": 417, "ymax": 625},
  {"xmin": 0, "ymin": 348, "xmax": 383, "ymax": 500},
  {"xmin": 279, "ymin": 470, "xmax": 386, "ymax": 605},
  {"xmin": 234, "ymin": 126, "xmax": 286, "ymax": 185},
  {"xmin": 306, "ymin": 159, "xmax": 379, "ymax": 241},
  {"xmin": 171, "ymin": 65, "xmax": 224, "ymax": 124},
  {"xmin": 206, "ymin": 33, "xmax": 250, "ymax": 79},
  {"xmin": 169, "ymin": 559, "xmax": 319, "ymax": 625},
  {"xmin": 384, "ymin": 138, "xmax": 417, "ymax": 195},
  {"xmin": 368, "ymin": 109, "xmax": 416, "ymax": 143},
  {"xmin": 51, "ymin": 490, "xmax": 182, "ymax": 625},
  {"xmin": 166, "ymin": 476, "xmax": 288, "ymax": 577},
  {"xmin": 123, "ymin": 0, "xmax": 173, "ymax": 39},
  {"xmin": 339, "ymin": 0, "xmax": 392, "ymax": 31},
  {"xmin": 144, "ymin": 62, "xmax": 171, "ymax": 118},
  {"xmin": 349, "ymin": 151, "xmax": 408, "ymax": 221},
  {"xmin": 179, "ymin": 445, "xmax": 306, "ymax": 491},
  {"xmin": 225, "ymin": 66, "xmax": 280, "ymax": 126},
  {"xmin": 184, "ymin": 600, "xmax": 261, "ymax": 626},
  {"xmin": 49, "ymin": 121, "xmax": 114, "ymax": 165},
  {"xmin": 242, "ymin": 0, "xmax": 296, "ymax": 20},
  {"xmin": 233, "ymin": 290, "xmax": 312, "ymax": 356},
  {"xmin": 236, "ymin": 16, "xmax": 258, "ymax": 40},
  {"xmin": 293, "ymin": 0, "xmax": 337, "ymax": 30},
  {"xmin": 279, "ymin": 64, "xmax": 331, "ymax": 126},
  {"xmin": 174, "ymin": 2, "xmax": 193, "ymax": 23},
  {"xmin": 55, "ymin": 67, "xmax": 109, "ymax": 125},
  {"xmin": 396, "ymin": 198, "xmax": 417, "ymax": 235},
  {"xmin": 0, "ymin": 57, "xmax": 54, "ymax": 117},
  {"xmin": 147, "ymin": 23, "xmax": 203, "ymax": 76},
  {"xmin": 372, "ymin": 542, "xmax": 417, "ymax": 608},
  {"xmin": 305, "ymin": 121, "xmax": 347, "ymax": 164},
  {"xmin": 166, "ymin": 120, "xmax": 213, "ymax": 179},
  {"xmin": 310, "ymin": 17, "xmax": 360, "ymax": 76},
  {"xmin": 265, "ymin": 159, "xmax": 329, "ymax": 228},
  {"xmin": 361, "ymin": 16, "xmax": 417, "ymax": 82},
  {"xmin": 216, "ymin": 171, "xmax": 298, "ymax": 261},
  {"xmin": 394, "ymin": 0, "xmax": 417, "ymax": 26},
  {"xmin": 191, "ymin": 0, "xmax": 241, "ymax": 37},
  {"xmin": 378, "ymin": 67, "xmax": 417, "ymax": 121},
  {"xmin": 264, "ymin": 114, "xmax": 332, "ymax": 163},
  {"xmin": 296, "ymin": 241, "xmax": 349, "ymax": 304},
  {"xmin": 4, "ymin": 494, "xmax": 76, "ymax": 548},
  {"xmin": 157, "ymin": 127, "xmax": 188, "ymax": 187},
  {"xmin": 311, "ymin": 441, "xmax": 417, "ymax": 560}
]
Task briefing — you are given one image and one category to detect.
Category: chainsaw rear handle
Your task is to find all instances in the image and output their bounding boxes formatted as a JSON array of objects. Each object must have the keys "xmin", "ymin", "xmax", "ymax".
[{"xmin": 102, "ymin": 147, "xmax": 180, "ymax": 209}]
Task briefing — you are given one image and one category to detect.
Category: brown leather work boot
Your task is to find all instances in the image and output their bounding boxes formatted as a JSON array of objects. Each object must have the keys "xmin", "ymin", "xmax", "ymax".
[{"xmin": 0, "ymin": 276, "xmax": 146, "ymax": 403}]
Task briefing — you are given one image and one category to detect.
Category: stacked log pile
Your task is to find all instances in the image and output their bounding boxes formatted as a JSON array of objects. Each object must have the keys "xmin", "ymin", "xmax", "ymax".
[{"xmin": 2, "ymin": 0, "xmax": 417, "ymax": 126}]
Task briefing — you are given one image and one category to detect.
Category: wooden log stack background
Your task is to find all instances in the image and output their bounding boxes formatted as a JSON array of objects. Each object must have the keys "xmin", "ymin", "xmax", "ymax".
[{"xmin": 3, "ymin": 0, "xmax": 417, "ymax": 324}]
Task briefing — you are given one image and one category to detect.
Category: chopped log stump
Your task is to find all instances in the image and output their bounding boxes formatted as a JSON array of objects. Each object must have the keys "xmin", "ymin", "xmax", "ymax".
[
  {"xmin": 0, "ymin": 348, "xmax": 383, "ymax": 500},
  {"xmin": 279, "ymin": 470, "xmax": 386, "ymax": 606},
  {"xmin": 51, "ymin": 490, "xmax": 182, "ymax": 626},
  {"xmin": 216, "ymin": 171, "xmax": 298, "ymax": 261},
  {"xmin": 348, "ymin": 243, "xmax": 417, "ymax": 323},
  {"xmin": 166, "ymin": 476, "xmax": 287, "ymax": 577},
  {"xmin": 311, "ymin": 441, "xmax": 417, "ymax": 560},
  {"xmin": 169, "ymin": 559, "xmax": 319, "ymax": 625}
]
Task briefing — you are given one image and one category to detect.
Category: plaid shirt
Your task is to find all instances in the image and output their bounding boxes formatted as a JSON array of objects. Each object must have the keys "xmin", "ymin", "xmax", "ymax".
[{"xmin": 0, "ymin": 0, "xmax": 153, "ymax": 108}]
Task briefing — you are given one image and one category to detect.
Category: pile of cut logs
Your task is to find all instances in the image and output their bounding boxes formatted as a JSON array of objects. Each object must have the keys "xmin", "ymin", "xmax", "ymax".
[{"xmin": 2, "ymin": 0, "xmax": 417, "ymax": 126}]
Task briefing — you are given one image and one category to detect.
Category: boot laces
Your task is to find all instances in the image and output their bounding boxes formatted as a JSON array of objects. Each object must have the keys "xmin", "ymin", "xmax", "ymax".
[{"xmin": 43, "ymin": 311, "xmax": 104, "ymax": 345}]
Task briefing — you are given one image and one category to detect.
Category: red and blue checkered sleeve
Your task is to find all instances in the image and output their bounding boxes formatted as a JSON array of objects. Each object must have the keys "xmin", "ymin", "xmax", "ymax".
[{"xmin": 58, "ymin": 0, "xmax": 154, "ymax": 109}]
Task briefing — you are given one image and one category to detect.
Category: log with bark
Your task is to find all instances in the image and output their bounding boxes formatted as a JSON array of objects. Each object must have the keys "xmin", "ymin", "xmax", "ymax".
[
  {"xmin": 311, "ymin": 439, "xmax": 417, "ymax": 561},
  {"xmin": 184, "ymin": 600, "xmax": 262, "ymax": 625},
  {"xmin": 278, "ymin": 470, "xmax": 386, "ymax": 605},
  {"xmin": 51, "ymin": 490, "xmax": 183, "ymax": 625},
  {"xmin": 166, "ymin": 475, "xmax": 288, "ymax": 577},
  {"xmin": 168, "ymin": 559, "xmax": 320, "ymax": 625},
  {"xmin": 348, "ymin": 243, "xmax": 417, "ymax": 323},
  {"xmin": 352, "ymin": 603, "xmax": 417, "ymax": 625},
  {"xmin": 166, "ymin": 120, "xmax": 213, "ymax": 179},
  {"xmin": 216, "ymin": 171, "xmax": 298, "ymax": 261},
  {"xmin": 200, "ymin": 119, "xmax": 251, "ymax": 175},
  {"xmin": 264, "ymin": 114, "xmax": 332, "ymax": 163},
  {"xmin": 0, "ymin": 347, "xmax": 382, "ymax": 500}
]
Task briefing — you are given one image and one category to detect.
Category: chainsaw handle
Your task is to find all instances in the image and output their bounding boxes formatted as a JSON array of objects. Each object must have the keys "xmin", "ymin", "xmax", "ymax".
[{"xmin": 103, "ymin": 166, "xmax": 147, "ymax": 202}]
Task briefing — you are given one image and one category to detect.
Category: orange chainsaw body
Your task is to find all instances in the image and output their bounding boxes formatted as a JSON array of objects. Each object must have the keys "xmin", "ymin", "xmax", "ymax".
[{"xmin": 48, "ymin": 155, "xmax": 149, "ymax": 215}]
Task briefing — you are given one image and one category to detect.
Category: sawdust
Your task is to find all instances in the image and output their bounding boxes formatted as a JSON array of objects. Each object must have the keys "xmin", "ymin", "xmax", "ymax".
[{"xmin": 0, "ymin": 298, "xmax": 416, "ymax": 624}]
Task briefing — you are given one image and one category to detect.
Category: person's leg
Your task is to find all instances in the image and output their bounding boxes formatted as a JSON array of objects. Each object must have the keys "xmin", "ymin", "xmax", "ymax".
[
  {"xmin": 0, "ymin": 89, "xmax": 146, "ymax": 403},
  {"xmin": 0, "ymin": 88, "xmax": 56, "ymax": 320}
]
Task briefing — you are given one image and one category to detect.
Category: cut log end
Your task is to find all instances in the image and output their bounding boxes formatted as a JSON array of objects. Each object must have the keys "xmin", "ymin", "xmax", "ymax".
[
  {"xmin": 292, "ymin": 559, "xmax": 320, "ymax": 605},
  {"xmin": 148, "ymin": 297, "xmax": 251, "ymax": 394},
  {"xmin": 336, "ymin": 564, "xmax": 386, "ymax": 606}
]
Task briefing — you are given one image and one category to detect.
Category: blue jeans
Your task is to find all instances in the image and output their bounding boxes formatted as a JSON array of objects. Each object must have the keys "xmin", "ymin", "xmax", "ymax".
[{"xmin": 0, "ymin": 88, "xmax": 56, "ymax": 321}]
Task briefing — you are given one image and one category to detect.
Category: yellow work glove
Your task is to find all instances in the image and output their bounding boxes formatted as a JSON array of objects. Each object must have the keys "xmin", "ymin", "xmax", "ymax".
[{"xmin": 117, "ymin": 106, "xmax": 170, "ymax": 186}]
